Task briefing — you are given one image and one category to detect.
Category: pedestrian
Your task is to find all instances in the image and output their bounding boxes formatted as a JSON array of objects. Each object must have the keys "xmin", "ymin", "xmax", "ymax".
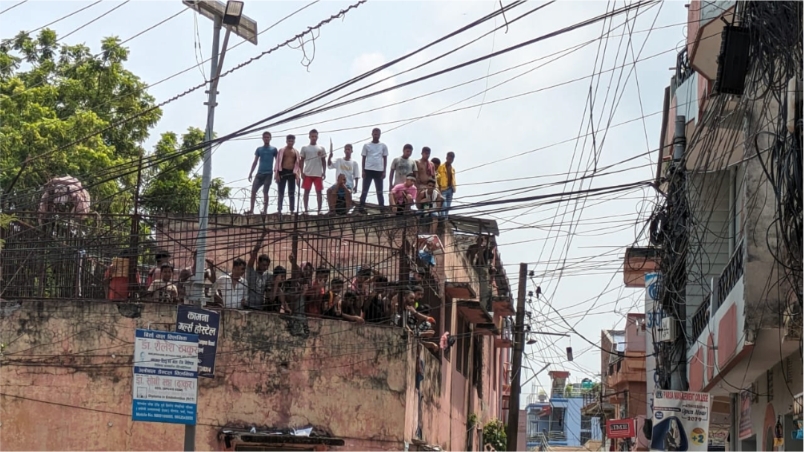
[
  {"xmin": 300, "ymin": 129, "xmax": 327, "ymax": 214},
  {"xmin": 359, "ymin": 127, "xmax": 389, "ymax": 210},
  {"xmin": 437, "ymin": 152, "xmax": 456, "ymax": 215},
  {"xmin": 247, "ymin": 131, "xmax": 278, "ymax": 214},
  {"xmin": 390, "ymin": 173, "xmax": 418, "ymax": 215},
  {"xmin": 274, "ymin": 135, "xmax": 300, "ymax": 215}
]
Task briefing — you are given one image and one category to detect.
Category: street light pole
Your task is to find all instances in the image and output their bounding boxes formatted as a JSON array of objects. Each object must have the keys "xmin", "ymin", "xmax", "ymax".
[{"xmin": 181, "ymin": 3, "xmax": 257, "ymax": 450}]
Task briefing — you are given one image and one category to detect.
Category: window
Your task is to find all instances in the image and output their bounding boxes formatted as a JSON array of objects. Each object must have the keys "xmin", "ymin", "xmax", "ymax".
[
  {"xmin": 580, "ymin": 431, "xmax": 592, "ymax": 445},
  {"xmin": 457, "ymin": 316, "xmax": 470, "ymax": 377},
  {"xmin": 581, "ymin": 415, "xmax": 592, "ymax": 430}
]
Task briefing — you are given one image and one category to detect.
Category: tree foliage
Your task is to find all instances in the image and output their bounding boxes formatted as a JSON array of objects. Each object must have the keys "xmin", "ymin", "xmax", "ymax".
[
  {"xmin": 482, "ymin": 419, "xmax": 507, "ymax": 451},
  {"xmin": 0, "ymin": 29, "xmax": 230, "ymax": 214},
  {"xmin": 141, "ymin": 127, "xmax": 231, "ymax": 214}
]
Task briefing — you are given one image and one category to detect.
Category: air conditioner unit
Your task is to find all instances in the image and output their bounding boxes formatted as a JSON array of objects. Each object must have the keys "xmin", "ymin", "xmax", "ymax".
[{"xmin": 659, "ymin": 317, "xmax": 676, "ymax": 342}]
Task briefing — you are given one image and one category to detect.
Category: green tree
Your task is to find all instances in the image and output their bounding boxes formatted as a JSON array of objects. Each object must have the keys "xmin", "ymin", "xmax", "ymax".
[
  {"xmin": 141, "ymin": 127, "xmax": 231, "ymax": 214},
  {"xmin": 482, "ymin": 419, "xmax": 507, "ymax": 451},
  {"xmin": 0, "ymin": 29, "xmax": 229, "ymax": 214}
]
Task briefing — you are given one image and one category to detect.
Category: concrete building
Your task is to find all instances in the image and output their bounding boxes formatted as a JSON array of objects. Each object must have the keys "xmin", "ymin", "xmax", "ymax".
[
  {"xmin": 0, "ymin": 212, "xmax": 518, "ymax": 451},
  {"xmin": 624, "ymin": 1, "xmax": 802, "ymax": 451},
  {"xmin": 525, "ymin": 371, "xmax": 602, "ymax": 450},
  {"xmin": 582, "ymin": 315, "xmax": 649, "ymax": 451}
]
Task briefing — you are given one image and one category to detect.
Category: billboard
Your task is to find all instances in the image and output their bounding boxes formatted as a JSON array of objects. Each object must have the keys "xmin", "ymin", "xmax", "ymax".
[
  {"xmin": 645, "ymin": 272, "xmax": 663, "ymax": 421},
  {"xmin": 607, "ymin": 418, "xmax": 637, "ymax": 439},
  {"xmin": 131, "ymin": 329, "xmax": 198, "ymax": 425},
  {"xmin": 650, "ymin": 390, "xmax": 711, "ymax": 452}
]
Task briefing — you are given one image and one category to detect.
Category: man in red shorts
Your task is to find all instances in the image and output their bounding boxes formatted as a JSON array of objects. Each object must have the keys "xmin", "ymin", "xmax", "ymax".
[{"xmin": 299, "ymin": 129, "xmax": 327, "ymax": 214}]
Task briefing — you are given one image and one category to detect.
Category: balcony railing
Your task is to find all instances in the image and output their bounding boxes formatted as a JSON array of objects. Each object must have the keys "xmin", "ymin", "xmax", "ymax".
[
  {"xmin": 714, "ymin": 240, "xmax": 744, "ymax": 311},
  {"xmin": 691, "ymin": 293, "xmax": 712, "ymax": 341}
]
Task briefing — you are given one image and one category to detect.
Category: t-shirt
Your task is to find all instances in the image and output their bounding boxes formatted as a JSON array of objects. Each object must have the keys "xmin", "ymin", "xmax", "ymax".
[
  {"xmin": 213, "ymin": 274, "xmax": 248, "ymax": 309},
  {"xmin": 255, "ymin": 146, "xmax": 278, "ymax": 174},
  {"xmin": 391, "ymin": 157, "xmax": 418, "ymax": 185},
  {"xmin": 300, "ymin": 145, "xmax": 327, "ymax": 177},
  {"xmin": 391, "ymin": 183, "xmax": 418, "ymax": 204},
  {"xmin": 361, "ymin": 142, "xmax": 389, "ymax": 171},
  {"xmin": 148, "ymin": 280, "xmax": 178, "ymax": 302},
  {"xmin": 420, "ymin": 188, "xmax": 441, "ymax": 210},
  {"xmin": 246, "ymin": 267, "xmax": 271, "ymax": 308},
  {"xmin": 329, "ymin": 158, "xmax": 359, "ymax": 188}
]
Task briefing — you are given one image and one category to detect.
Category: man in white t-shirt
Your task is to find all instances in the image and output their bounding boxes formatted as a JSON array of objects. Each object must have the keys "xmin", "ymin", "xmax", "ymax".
[
  {"xmin": 359, "ymin": 127, "xmax": 389, "ymax": 210},
  {"xmin": 213, "ymin": 258, "xmax": 249, "ymax": 309},
  {"xmin": 299, "ymin": 129, "xmax": 327, "ymax": 214},
  {"xmin": 327, "ymin": 140, "xmax": 360, "ymax": 192},
  {"xmin": 389, "ymin": 143, "xmax": 418, "ymax": 193}
]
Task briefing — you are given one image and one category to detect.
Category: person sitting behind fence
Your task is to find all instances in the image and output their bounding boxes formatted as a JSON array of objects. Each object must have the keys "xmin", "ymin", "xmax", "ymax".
[
  {"xmin": 327, "ymin": 173, "xmax": 353, "ymax": 215},
  {"xmin": 265, "ymin": 265, "xmax": 292, "ymax": 314},
  {"xmin": 148, "ymin": 262, "xmax": 178, "ymax": 302},
  {"xmin": 340, "ymin": 291, "xmax": 365, "ymax": 323},
  {"xmin": 146, "ymin": 250, "xmax": 172, "ymax": 288},
  {"xmin": 322, "ymin": 277, "xmax": 344, "ymax": 316},
  {"xmin": 417, "ymin": 177, "xmax": 443, "ymax": 216},
  {"xmin": 212, "ymin": 258, "xmax": 249, "ymax": 309},
  {"xmin": 364, "ymin": 275, "xmax": 390, "ymax": 323}
]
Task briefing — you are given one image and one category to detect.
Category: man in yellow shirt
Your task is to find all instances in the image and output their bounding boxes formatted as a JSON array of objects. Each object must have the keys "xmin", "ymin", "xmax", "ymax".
[{"xmin": 436, "ymin": 152, "xmax": 456, "ymax": 216}]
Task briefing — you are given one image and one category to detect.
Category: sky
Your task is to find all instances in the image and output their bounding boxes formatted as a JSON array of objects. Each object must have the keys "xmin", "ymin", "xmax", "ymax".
[{"xmin": 0, "ymin": 0, "xmax": 689, "ymax": 405}]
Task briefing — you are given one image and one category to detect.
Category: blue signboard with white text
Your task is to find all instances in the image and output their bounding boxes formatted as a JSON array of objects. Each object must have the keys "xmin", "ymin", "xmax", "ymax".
[
  {"xmin": 131, "ymin": 329, "xmax": 198, "ymax": 425},
  {"xmin": 176, "ymin": 305, "xmax": 220, "ymax": 378}
]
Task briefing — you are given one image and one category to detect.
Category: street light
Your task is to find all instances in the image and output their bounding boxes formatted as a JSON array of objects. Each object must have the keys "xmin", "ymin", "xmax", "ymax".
[
  {"xmin": 223, "ymin": 0, "xmax": 243, "ymax": 25},
  {"xmin": 180, "ymin": 5, "xmax": 258, "ymax": 452}
]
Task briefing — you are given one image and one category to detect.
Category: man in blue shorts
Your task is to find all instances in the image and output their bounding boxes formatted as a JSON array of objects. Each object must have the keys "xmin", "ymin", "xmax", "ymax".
[{"xmin": 248, "ymin": 131, "xmax": 278, "ymax": 214}]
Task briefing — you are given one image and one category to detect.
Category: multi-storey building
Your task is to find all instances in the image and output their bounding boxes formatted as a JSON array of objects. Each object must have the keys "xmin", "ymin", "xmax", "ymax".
[
  {"xmin": 625, "ymin": 1, "xmax": 802, "ymax": 451},
  {"xmin": 582, "ymin": 315, "xmax": 649, "ymax": 451},
  {"xmin": 525, "ymin": 371, "xmax": 602, "ymax": 450},
  {"xmin": 0, "ymin": 211, "xmax": 517, "ymax": 451}
]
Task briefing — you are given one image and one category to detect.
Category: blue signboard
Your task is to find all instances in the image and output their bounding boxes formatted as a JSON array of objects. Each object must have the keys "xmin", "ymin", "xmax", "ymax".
[
  {"xmin": 131, "ymin": 329, "xmax": 198, "ymax": 425},
  {"xmin": 176, "ymin": 305, "xmax": 220, "ymax": 378}
]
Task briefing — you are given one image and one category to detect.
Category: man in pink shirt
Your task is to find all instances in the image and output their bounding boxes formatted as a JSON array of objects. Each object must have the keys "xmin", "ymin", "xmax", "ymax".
[{"xmin": 390, "ymin": 173, "xmax": 418, "ymax": 215}]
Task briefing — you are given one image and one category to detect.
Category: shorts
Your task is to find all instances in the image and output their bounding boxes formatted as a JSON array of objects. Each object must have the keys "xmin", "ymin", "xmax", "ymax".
[
  {"xmin": 302, "ymin": 176, "xmax": 323, "ymax": 192},
  {"xmin": 252, "ymin": 173, "xmax": 272, "ymax": 193}
]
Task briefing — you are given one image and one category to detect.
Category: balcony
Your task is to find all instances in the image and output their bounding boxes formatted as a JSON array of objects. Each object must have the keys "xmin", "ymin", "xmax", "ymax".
[
  {"xmin": 606, "ymin": 358, "xmax": 646, "ymax": 390},
  {"xmin": 691, "ymin": 293, "xmax": 712, "ymax": 341},
  {"xmin": 494, "ymin": 316, "xmax": 513, "ymax": 348}
]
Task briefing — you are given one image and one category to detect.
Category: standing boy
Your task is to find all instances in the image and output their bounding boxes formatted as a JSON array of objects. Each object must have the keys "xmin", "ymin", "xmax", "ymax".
[
  {"xmin": 389, "ymin": 144, "xmax": 418, "ymax": 193},
  {"xmin": 274, "ymin": 135, "xmax": 300, "ymax": 215},
  {"xmin": 437, "ymin": 152, "xmax": 457, "ymax": 215},
  {"xmin": 416, "ymin": 146, "xmax": 435, "ymax": 190},
  {"xmin": 247, "ymin": 131, "xmax": 278, "ymax": 214},
  {"xmin": 299, "ymin": 129, "xmax": 327, "ymax": 214},
  {"xmin": 359, "ymin": 127, "xmax": 389, "ymax": 210},
  {"xmin": 327, "ymin": 139, "xmax": 360, "ymax": 192}
]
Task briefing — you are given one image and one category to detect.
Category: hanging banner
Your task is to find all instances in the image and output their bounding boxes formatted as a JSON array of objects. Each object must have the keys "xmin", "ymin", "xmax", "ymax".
[
  {"xmin": 607, "ymin": 418, "xmax": 637, "ymax": 439},
  {"xmin": 176, "ymin": 305, "xmax": 220, "ymax": 378},
  {"xmin": 738, "ymin": 389, "xmax": 753, "ymax": 440},
  {"xmin": 649, "ymin": 390, "xmax": 711, "ymax": 451},
  {"xmin": 645, "ymin": 272, "xmax": 663, "ymax": 421}
]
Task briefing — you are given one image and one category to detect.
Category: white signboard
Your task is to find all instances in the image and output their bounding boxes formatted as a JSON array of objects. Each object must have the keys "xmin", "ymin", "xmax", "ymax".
[
  {"xmin": 132, "ymin": 329, "xmax": 199, "ymax": 425},
  {"xmin": 650, "ymin": 390, "xmax": 711, "ymax": 451},
  {"xmin": 645, "ymin": 272, "xmax": 663, "ymax": 421}
]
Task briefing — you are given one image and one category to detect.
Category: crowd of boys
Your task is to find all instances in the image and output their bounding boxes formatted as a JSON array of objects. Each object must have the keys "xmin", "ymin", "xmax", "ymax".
[
  {"xmin": 247, "ymin": 128, "xmax": 457, "ymax": 217},
  {"xmin": 116, "ymin": 243, "xmax": 440, "ymax": 349}
]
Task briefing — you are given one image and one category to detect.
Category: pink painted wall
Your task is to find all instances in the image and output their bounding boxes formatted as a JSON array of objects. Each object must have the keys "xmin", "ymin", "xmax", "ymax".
[{"xmin": 0, "ymin": 301, "xmax": 416, "ymax": 450}]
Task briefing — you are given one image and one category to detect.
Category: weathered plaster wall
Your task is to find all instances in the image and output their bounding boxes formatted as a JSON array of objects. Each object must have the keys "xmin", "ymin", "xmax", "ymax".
[{"xmin": 0, "ymin": 300, "xmax": 416, "ymax": 451}]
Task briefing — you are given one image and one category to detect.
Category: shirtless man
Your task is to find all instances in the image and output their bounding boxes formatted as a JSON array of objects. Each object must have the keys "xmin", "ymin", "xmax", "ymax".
[
  {"xmin": 274, "ymin": 135, "xmax": 301, "ymax": 214},
  {"xmin": 416, "ymin": 146, "xmax": 435, "ymax": 190}
]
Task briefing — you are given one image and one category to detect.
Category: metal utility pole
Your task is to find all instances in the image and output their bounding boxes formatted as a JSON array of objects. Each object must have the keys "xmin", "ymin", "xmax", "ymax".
[
  {"xmin": 667, "ymin": 115, "xmax": 688, "ymax": 391},
  {"xmin": 506, "ymin": 263, "xmax": 528, "ymax": 451},
  {"xmin": 182, "ymin": 2, "xmax": 257, "ymax": 451}
]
